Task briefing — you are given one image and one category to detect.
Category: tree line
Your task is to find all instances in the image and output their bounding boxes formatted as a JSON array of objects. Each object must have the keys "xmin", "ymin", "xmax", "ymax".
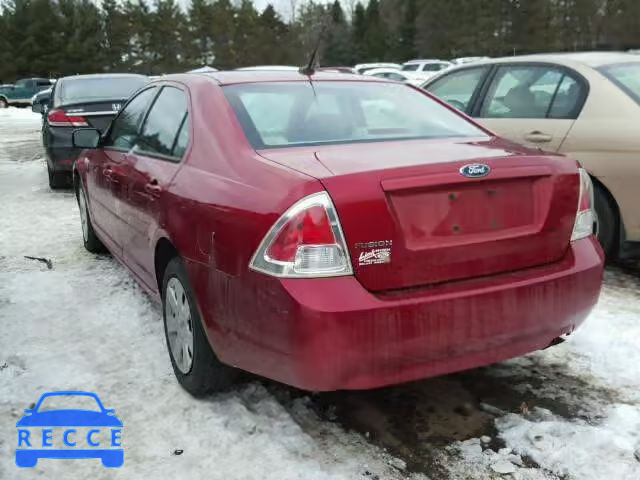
[{"xmin": 1, "ymin": 0, "xmax": 639, "ymax": 83}]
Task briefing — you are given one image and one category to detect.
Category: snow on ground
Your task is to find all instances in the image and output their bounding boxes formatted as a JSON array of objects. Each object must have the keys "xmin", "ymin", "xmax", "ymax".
[{"xmin": 0, "ymin": 107, "xmax": 639, "ymax": 480}]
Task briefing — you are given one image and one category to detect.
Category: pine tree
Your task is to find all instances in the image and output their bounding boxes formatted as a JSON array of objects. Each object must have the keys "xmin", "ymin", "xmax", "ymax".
[
  {"xmin": 352, "ymin": 1, "xmax": 366, "ymax": 61},
  {"xmin": 183, "ymin": 0, "xmax": 214, "ymax": 69},
  {"xmin": 257, "ymin": 5, "xmax": 293, "ymax": 65},
  {"xmin": 211, "ymin": 0, "xmax": 238, "ymax": 68},
  {"xmin": 398, "ymin": 0, "xmax": 417, "ymax": 60},
  {"xmin": 102, "ymin": 0, "xmax": 131, "ymax": 71},
  {"xmin": 324, "ymin": 0, "xmax": 353, "ymax": 66},
  {"xmin": 363, "ymin": 0, "xmax": 388, "ymax": 61},
  {"xmin": 149, "ymin": 0, "xmax": 185, "ymax": 74}
]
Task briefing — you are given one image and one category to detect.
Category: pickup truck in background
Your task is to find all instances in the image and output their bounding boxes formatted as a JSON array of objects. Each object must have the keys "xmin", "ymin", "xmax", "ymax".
[{"xmin": 0, "ymin": 78, "xmax": 52, "ymax": 108}]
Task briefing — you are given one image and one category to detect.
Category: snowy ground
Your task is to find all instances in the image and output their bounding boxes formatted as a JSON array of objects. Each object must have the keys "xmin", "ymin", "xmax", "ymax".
[{"xmin": 0, "ymin": 107, "xmax": 639, "ymax": 480}]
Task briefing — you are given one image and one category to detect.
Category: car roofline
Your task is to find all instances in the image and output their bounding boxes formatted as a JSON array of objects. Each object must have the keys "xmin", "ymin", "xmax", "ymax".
[
  {"xmin": 168, "ymin": 71, "xmax": 396, "ymax": 86},
  {"xmin": 34, "ymin": 391, "xmax": 106, "ymax": 411}
]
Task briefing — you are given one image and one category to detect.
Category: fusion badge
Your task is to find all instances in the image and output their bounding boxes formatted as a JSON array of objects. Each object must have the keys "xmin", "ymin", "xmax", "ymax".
[{"xmin": 355, "ymin": 240, "xmax": 392, "ymax": 266}]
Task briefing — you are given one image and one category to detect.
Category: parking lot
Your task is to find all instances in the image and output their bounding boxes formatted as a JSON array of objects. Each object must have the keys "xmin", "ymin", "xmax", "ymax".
[{"xmin": 1, "ymin": 107, "xmax": 639, "ymax": 479}]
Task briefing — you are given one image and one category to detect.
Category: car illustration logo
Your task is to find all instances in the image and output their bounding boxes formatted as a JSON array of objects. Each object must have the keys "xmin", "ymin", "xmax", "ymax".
[
  {"xmin": 460, "ymin": 163, "xmax": 491, "ymax": 178},
  {"xmin": 15, "ymin": 391, "xmax": 123, "ymax": 468}
]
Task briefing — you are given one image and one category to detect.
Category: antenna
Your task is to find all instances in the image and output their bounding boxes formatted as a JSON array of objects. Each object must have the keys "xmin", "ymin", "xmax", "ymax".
[{"xmin": 299, "ymin": 14, "xmax": 330, "ymax": 76}]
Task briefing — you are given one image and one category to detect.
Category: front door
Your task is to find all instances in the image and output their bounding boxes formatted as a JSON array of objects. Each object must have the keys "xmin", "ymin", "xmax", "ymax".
[
  {"xmin": 122, "ymin": 85, "xmax": 190, "ymax": 290},
  {"xmin": 95, "ymin": 87, "xmax": 158, "ymax": 252}
]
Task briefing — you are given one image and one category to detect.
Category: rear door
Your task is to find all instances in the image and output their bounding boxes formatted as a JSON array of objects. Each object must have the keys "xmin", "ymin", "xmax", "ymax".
[
  {"xmin": 122, "ymin": 85, "xmax": 190, "ymax": 289},
  {"xmin": 91, "ymin": 87, "xmax": 158, "ymax": 252},
  {"xmin": 475, "ymin": 63, "xmax": 587, "ymax": 151}
]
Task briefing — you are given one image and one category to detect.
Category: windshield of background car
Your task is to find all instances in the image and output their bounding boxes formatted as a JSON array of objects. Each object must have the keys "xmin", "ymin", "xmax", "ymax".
[
  {"xmin": 37, "ymin": 394, "xmax": 102, "ymax": 412},
  {"xmin": 402, "ymin": 64, "xmax": 420, "ymax": 71},
  {"xmin": 58, "ymin": 76, "xmax": 148, "ymax": 104},
  {"xmin": 598, "ymin": 62, "xmax": 640, "ymax": 103},
  {"xmin": 223, "ymin": 81, "xmax": 488, "ymax": 149}
]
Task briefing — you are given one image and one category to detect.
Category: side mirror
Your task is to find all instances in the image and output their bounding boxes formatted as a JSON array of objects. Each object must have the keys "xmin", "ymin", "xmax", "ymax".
[
  {"xmin": 23, "ymin": 408, "xmax": 34, "ymax": 414},
  {"xmin": 32, "ymin": 102, "xmax": 42, "ymax": 114},
  {"xmin": 73, "ymin": 128, "xmax": 100, "ymax": 149},
  {"xmin": 105, "ymin": 409, "xmax": 115, "ymax": 415}
]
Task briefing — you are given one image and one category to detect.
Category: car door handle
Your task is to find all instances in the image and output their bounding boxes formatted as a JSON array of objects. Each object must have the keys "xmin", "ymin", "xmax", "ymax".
[
  {"xmin": 144, "ymin": 179, "xmax": 161, "ymax": 198},
  {"xmin": 524, "ymin": 131, "xmax": 552, "ymax": 143},
  {"xmin": 103, "ymin": 167, "xmax": 116, "ymax": 183}
]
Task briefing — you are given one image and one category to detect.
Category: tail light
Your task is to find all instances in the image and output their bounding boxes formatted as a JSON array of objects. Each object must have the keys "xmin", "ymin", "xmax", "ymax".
[
  {"xmin": 249, "ymin": 192, "xmax": 353, "ymax": 278},
  {"xmin": 47, "ymin": 109, "xmax": 88, "ymax": 127},
  {"xmin": 571, "ymin": 168, "xmax": 596, "ymax": 241}
]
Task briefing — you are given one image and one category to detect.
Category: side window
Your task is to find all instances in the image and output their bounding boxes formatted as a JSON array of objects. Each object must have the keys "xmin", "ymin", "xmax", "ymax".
[
  {"xmin": 480, "ymin": 65, "xmax": 566, "ymax": 119},
  {"xmin": 548, "ymin": 75, "xmax": 584, "ymax": 119},
  {"xmin": 172, "ymin": 114, "xmax": 190, "ymax": 158},
  {"xmin": 387, "ymin": 72, "xmax": 407, "ymax": 82},
  {"xmin": 423, "ymin": 63, "xmax": 443, "ymax": 72},
  {"xmin": 135, "ymin": 86, "xmax": 188, "ymax": 161},
  {"xmin": 104, "ymin": 87, "xmax": 157, "ymax": 151},
  {"xmin": 426, "ymin": 67, "xmax": 489, "ymax": 112}
]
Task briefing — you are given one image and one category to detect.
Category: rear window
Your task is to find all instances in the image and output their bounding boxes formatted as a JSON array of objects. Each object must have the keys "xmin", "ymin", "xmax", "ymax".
[
  {"xmin": 58, "ymin": 76, "xmax": 148, "ymax": 104},
  {"xmin": 402, "ymin": 64, "xmax": 420, "ymax": 71},
  {"xmin": 223, "ymin": 82, "xmax": 487, "ymax": 149},
  {"xmin": 598, "ymin": 62, "xmax": 640, "ymax": 104}
]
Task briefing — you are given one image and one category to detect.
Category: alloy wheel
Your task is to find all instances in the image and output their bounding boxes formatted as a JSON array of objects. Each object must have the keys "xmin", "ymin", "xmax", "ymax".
[
  {"xmin": 165, "ymin": 277, "xmax": 194, "ymax": 374},
  {"xmin": 78, "ymin": 187, "xmax": 89, "ymax": 242}
]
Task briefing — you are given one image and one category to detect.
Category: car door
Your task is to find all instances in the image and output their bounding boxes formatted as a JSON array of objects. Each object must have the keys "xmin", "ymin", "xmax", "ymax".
[
  {"xmin": 89, "ymin": 87, "xmax": 158, "ymax": 253},
  {"xmin": 11, "ymin": 80, "xmax": 32, "ymax": 104},
  {"xmin": 474, "ymin": 63, "xmax": 587, "ymax": 151},
  {"xmin": 424, "ymin": 65, "xmax": 491, "ymax": 114},
  {"xmin": 121, "ymin": 85, "xmax": 190, "ymax": 289}
]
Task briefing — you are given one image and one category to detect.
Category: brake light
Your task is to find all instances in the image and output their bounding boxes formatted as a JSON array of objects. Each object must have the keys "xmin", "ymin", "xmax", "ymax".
[
  {"xmin": 249, "ymin": 192, "xmax": 353, "ymax": 278},
  {"xmin": 571, "ymin": 168, "xmax": 596, "ymax": 241},
  {"xmin": 47, "ymin": 109, "xmax": 88, "ymax": 127}
]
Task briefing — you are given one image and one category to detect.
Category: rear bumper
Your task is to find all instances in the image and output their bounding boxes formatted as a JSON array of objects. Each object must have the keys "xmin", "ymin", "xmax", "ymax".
[
  {"xmin": 208, "ymin": 237, "xmax": 604, "ymax": 391},
  {"xmin": 45, "ymin": 127, "xmax": 81, "ymax": 172}
]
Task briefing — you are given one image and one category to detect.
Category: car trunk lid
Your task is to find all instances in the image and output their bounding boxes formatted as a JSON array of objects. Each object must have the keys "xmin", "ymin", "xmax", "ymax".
[
  {"xmin": 260, "ymin": 139, "xmax": 580, "ymax": 291},
  {"xmin": 61, "ymin": 101, "xmax": 124, "ymax": 132}
]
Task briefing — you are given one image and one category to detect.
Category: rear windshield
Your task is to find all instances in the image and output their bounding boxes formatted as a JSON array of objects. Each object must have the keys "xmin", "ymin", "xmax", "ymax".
[
  {"xmin": 598, "ymin": 62, "xmax": 640, "ymax": 103},
  {"xmin": 223, "ymin": 81, "xmax": 487, "ymax": 149},
  {"xmin": 58, "ymin": 76, "xmax": 148, "ymax": 104}
]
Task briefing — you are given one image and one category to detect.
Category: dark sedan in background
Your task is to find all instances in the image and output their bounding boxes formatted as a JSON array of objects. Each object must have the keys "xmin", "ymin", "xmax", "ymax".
[{"xmin": 35, "ymin": 73, "xmax": 148, "ymax": 188}]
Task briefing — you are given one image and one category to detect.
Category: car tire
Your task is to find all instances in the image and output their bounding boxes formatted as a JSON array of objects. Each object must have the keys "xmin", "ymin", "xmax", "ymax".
[
  {"xmin": 162, "ymin": 256, "xmax": 239, "ymax": 396},
  {"xmin": 0, "ymin": 97, "xmax": 7, "ymax": 109},
  {"xmin": 76, "ymin": 181, "xmax": 106, "ymax": 253},
  {"xmin": 47, "ymin": 164, "xmax": 68, "ymax": 189},
  {"xmin": 594, "ymin": 185, "xmax": 618, "ymax": 259}
]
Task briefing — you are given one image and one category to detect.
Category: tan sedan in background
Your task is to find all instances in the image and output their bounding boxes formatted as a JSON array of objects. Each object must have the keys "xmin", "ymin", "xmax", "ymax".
[{"xmin": 423, "ymin": 52, "xmax": 640, "ymax": 259}]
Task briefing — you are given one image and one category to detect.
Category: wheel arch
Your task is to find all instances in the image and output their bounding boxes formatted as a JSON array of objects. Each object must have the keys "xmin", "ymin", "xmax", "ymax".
[
  {"xmin": 154, "ymin": 237, "xmax": 179, "ymax": 295},
  {"xmin": 72, "ymin": 166, "xmax": 81, "ymax": 192},
  {"xmin": 588, "ymin": 173, "xmax": 624, "ymax": 243}
]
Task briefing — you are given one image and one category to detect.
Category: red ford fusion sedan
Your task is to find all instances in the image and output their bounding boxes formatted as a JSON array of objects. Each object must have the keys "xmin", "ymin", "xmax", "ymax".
[{"xmin": 72, "ymin": 71, "xmax": 604, "ymax": 395}]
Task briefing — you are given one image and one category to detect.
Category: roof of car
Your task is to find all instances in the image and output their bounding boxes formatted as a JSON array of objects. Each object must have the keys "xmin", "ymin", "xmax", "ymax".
[
  {"xmin": 58, "ymin": 73, "xmax": 148, "ymax": 82},
  {"xmin": 196, "ymin": 70, "xmax": 386, "ymax": 85},
  {"xmin": 404, "ymin": 59, "xmax": 446, "ymax": 64},
  {"xmin": 478, "ymin": 51, "xmax": 638, "ymax": 67}
]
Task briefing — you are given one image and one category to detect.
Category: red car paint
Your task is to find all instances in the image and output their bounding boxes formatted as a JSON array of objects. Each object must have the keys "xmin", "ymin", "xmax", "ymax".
[{"xmin": 75, "ymin": 71, "xmax": 604, "ymax": 391}]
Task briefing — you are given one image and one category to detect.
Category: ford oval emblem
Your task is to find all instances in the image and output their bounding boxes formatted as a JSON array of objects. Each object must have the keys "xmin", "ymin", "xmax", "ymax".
[{"xmin": 460, "ymin": 163, "xmax": 491, "ymax": 178}]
